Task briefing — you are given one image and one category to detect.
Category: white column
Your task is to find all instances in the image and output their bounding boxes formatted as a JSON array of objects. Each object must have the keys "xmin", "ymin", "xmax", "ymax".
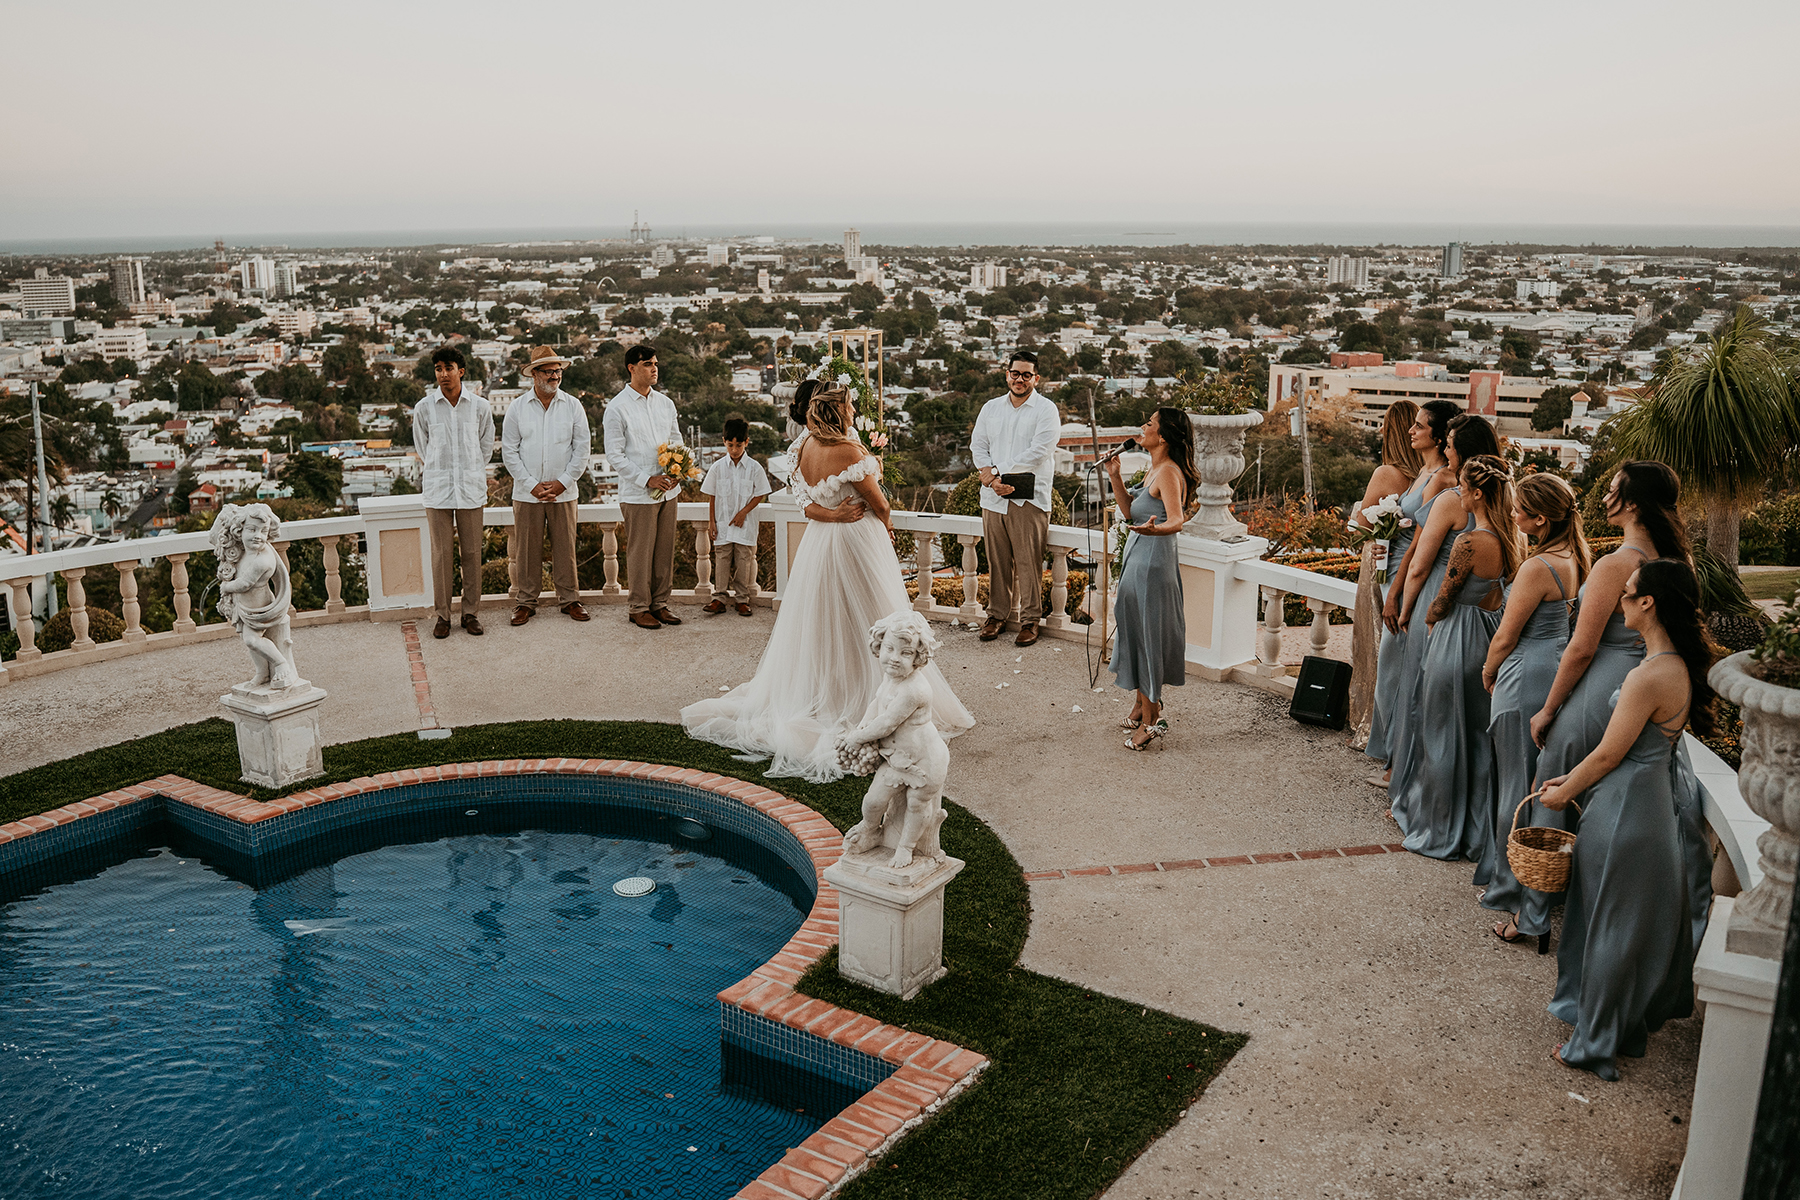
[
  {"xmin": 114, "ymin": 561, "xmax": 146, "ymax": 641},
  {"xmin": 958, "ymin": 535, "xmax": 982, "ymax": 622},
  {"xmin": 357, "ymin": 494, "xmax": 434, "ymax": 616}
]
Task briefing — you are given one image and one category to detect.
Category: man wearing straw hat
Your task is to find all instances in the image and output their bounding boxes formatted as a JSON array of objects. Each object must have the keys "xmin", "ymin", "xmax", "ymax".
[{"xmin": 501, "ymin": 345, "xmax": 591, "ymax": 625}]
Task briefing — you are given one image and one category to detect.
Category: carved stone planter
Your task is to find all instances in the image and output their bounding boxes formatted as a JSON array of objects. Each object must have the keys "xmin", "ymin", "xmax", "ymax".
[
  {"xmin": 1187, "ymin": 410, "xmax": 1264, "ymax": 541},
  {"xmin": 1710, "ymin": 650, "xmax": 1800, "ymax": 960}
]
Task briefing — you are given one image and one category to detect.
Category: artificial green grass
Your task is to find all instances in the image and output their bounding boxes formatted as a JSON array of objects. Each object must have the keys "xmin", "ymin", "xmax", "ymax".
[{"xmin": 1, "ymin": 718, "xmax": 1245, "ymax": 1199}]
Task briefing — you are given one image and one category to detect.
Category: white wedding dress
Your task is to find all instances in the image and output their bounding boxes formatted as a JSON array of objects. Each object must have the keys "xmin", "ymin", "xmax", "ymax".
[{"xmin": 680, "ymin": 456, "xmax": 975, "ymax": 782}]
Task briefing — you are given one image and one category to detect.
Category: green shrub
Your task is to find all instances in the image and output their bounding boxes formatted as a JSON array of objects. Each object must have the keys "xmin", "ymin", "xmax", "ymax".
[
  {"xmin": 1740, "ymin": 493, "xmax": 1800, "ymax": 566},
  {"xmin": 35, "ymin": 606, "xmax": 127, "ymax": 653},
  {"xmin": 937, "ymin": 475, "xmax": 1073, "ymax": 575}
]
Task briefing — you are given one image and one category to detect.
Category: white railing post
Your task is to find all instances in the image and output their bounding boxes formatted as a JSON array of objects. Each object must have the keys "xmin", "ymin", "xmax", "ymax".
[
  {"xmin": 1047, "ymin": 545, "xmax": 1071, "ymax": 631},
  {"xmin": 914, "ymin": 530, "xmax": 935, "ymax": 613},
  {"xmin": 694, "ymin": 525, "xmax": 713, "ymax": 598},
  {"xmin": 602, "ymin": 523, "xmax": 622, "ymax": 595},
  {"xmin": 114, "ymin": 560, "xmax": 145, "ymax": 641},
  {"xmin": 322, "ymin": 536, "xmax": 346, "ymax": 613},
  {"xmin": 1257, "ymin": 586, "xmax": 1287, "ymax": 676},
  {"xmin": 357, "ymin": 495, "xmax": 433, "ymax": 617},
  {"xmin": 6, "ymin": 577, "xmax": 39, "ymax": 662},
  {"xmin": 63, "ymin": 568, "xmax": 94, "ymax": 651},
  {"xmin": 1305, "ymin": 597, "xmax": 1334, "ymax": 659},
  {"xmin": 957, "ymin": 534, "xmax": 982, "ymax": 622},
  {"xmin": 169, "ymin": 552, "xmax": 196, "ymax": 633}
]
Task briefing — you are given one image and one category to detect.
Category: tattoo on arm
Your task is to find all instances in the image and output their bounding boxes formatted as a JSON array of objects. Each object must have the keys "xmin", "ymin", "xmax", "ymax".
[{"xmin": 1427, "ymin": 538, "xmax": 1474, "ymax": 625}]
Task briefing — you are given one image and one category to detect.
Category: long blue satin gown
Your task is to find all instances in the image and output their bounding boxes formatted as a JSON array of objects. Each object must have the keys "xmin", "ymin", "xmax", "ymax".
[
  {"xmin": 1387, "ymin": 488, "xmax": 1474, "ymax": 820},
  {"xmin": 1365, "ymin": 470, "xmax": 1432, "ymax": 763},
  {"xmin": 1532, "ymin": 547, "xmax": 1713, "ymax": 950},
  {"xmin": 1110, "ymin": 485, "xmax": 1185, "ymax": 703},
  {"xmin": 1477, "ymin": 561, "xmax": 1572, "ymax": 932},
  {"xmin": 1548, "ymin": 667, "xmax": 1695, "ymax": 1081},
  {"xmin": 1395, "ymin": 528, "xmax": 1501, "ymax": 859}
]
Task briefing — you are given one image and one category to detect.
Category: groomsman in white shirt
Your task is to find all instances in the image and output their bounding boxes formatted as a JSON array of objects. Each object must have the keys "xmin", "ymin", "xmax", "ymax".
[
  {"xmin": 602, "ymin": 345, "xmax": 685, "ymax": 630},
  {"xmin": 970, "ymin": 350, "xmax": 1061, "ymax": 647},
  {"xmin": 501, "ymin": 345, "xmax": 590, "ymax": 626},
  {"xmin": 413, "ymin": 345, "xmax": 495, "ymax": 638}
]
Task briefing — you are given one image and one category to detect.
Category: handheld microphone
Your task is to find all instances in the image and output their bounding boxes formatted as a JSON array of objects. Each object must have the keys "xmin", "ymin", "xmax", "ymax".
[{"xmin": 1093, "ymin": 438, "xmax": 1138, "ymax": 467}]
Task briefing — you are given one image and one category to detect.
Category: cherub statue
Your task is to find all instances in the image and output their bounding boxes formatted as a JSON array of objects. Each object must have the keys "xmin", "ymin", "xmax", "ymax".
[
  {"xmin": 212, "ymin": 503, "xmax": 301, "ymax": 691},
  {"xmin": 835, "ymin": 611, "xmax": 952, "ymax": 869}
]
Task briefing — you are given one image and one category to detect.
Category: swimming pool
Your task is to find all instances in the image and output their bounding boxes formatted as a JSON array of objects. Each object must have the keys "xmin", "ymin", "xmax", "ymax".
[{"xmin": 0, "ymin": 785, "xmax": 853, "ymax": 1199}]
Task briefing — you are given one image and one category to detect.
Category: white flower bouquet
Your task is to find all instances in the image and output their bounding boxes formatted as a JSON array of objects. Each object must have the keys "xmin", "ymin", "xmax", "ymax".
[{"xmin": 1354, "ymin": 493, "xmax": 1412, "ymax": 583}]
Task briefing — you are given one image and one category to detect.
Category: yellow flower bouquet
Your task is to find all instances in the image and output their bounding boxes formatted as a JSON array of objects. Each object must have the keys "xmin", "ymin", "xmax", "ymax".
[{"xmin": 653, "ymin": 442, "xmax": 701, "ymax": 500}]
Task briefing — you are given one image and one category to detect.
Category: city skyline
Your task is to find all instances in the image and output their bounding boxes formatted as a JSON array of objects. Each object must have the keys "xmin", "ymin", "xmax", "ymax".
[{"xmin": 4, "ymin": 0, "xmax": 1798, "ymax": 243}]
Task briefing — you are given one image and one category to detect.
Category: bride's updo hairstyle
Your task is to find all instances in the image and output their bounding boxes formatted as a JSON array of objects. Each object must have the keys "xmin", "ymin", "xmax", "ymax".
[{"xmin": 806, "ymin": 385, "xmax": 854, "ymax": 445}]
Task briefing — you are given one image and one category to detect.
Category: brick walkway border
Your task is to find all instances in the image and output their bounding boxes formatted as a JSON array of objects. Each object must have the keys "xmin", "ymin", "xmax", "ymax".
[
  {"xmin": 0, "ymin": 760, "xmax": 985, "ymax": 1200},
  {"xmin": 399, "ymin": 621, "xmax": 441, "ymax": 732},
  {"xmin": 1024, "ymin": 842, "xmax": 1411, "ymax": 881}
]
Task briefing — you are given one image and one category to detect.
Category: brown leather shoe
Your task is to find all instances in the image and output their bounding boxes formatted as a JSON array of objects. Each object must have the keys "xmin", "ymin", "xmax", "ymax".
[
  {"xmin": 511, "ymin": 605, "xmax": 534, "ymax": 626},
  {"xmin": 1015, "ymin": 623, "xmax": 1039, "ymax": 647},
  {"xmin": 652, "ymin": 607, "xmax": 683, "ymax": 626},
  {"xmin": 561, "ymin": 601, "xmax": 590, "ymax": 622},
  {"xmin": 979, "ymin": 617, "xmax": 1005, "ymax": 641},
  {"xmin": 704, "ymin": 598, "xmax": 728, "ymax": 614},
  {"xmin": 461, "ymin": 614, "xmax": 485, "ymax": 636},
  {"xmin": 433, "ymin": 617, "xmax": 451, "ymax": 639},
  {"xmin": 630, "ymin": 611, "xmax": 662, "ymax": 630},
  {"xmin": 736, "ymin": 602, "xmax": 753, "ymax": 616}
]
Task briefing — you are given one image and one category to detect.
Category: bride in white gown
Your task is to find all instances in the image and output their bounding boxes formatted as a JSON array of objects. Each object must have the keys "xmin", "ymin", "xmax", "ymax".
[{"xmin": 681, "ymin": 386, "xmax": 975, "ymax": 782}]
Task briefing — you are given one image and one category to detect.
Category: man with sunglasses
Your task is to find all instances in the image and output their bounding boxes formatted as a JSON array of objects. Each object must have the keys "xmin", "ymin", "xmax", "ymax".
[
  {"xmin": 970, "ymin": 349, "xmax": 1061, "ymax": 647},
  {"xmin": 501, "ymin": 345, "xmax": 591, "ymax": 625}
]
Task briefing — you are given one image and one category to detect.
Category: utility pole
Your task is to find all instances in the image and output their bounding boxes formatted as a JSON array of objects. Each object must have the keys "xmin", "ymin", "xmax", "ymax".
[
  {"xmin": 30, "ymin": 382, "xmax": 58, "ymax": 620},
  {"xmin": 1292, "ymin": 387, "xmax": 1316, "ymax": 515}
]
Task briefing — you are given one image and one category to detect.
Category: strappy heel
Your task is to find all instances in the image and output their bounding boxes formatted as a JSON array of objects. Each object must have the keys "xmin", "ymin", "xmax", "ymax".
[
  {"xmin": 1125, "ymin": 719, "xmax": 1168, "ymax": 751},
  {"xmin": 1120, "ymin": 714, "xmax": 1144, "ymax": 731}
]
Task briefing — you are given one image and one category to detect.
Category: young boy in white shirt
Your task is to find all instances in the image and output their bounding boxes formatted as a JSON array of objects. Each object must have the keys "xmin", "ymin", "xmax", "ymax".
[{"xmin": 702, "ymin": 416, "xmax": 771, "ymax": 616}]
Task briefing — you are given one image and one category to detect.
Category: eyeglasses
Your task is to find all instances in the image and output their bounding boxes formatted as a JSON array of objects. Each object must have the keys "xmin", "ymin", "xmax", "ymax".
[
  {"xmin": 535, "ymin": 368, "xmax": 564, "ymax": 377},
  {"xmin": 1007, "ymin": 369, "xmax": 1037, "ymax": 380}
]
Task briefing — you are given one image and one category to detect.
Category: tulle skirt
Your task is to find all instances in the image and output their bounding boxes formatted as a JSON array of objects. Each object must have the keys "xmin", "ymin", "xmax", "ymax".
[{"xmin": 680, "ymin": 516, "xmax": 975, "ymax": 782}]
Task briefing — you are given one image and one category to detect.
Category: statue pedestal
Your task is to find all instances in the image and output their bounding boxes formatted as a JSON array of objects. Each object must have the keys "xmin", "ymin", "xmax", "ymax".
[
  {"xmin": 220, "ymin": 681, "xmax": 328, "ymax": 789},
  {"xmin": 1674, "ymin": 897, "xmax": 1780, "ymax": 1200},
  {"xmin": 823, "ymin": 849, "xmax": 965, "ymax": 1000}
]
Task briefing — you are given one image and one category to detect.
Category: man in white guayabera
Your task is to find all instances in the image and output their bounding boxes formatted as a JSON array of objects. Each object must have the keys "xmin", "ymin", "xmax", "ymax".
[
  {"xmin": 970, "ymin": 349, "xmax": 1060, "ymax": 647},
  {"xmin": 501, "ymin": 345, "xmax": 590, "ymax": 626},
  {"xmin": 412, "ymin": 344, "xmax": 496, "ymax": 639},
  {"xmin": 602, "ymin": 344, "xmax": 685, "ymax": 631}
]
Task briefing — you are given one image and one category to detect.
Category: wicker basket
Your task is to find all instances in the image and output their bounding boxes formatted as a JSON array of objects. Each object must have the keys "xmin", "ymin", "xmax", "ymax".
[{"xmin": 1506, "ymin": 793, "xmax": 1581, "ymax": 894}]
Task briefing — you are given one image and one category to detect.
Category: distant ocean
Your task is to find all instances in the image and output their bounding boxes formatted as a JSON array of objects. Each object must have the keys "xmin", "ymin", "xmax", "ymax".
[{"xmin": 4, "ymin": 221, "xmax": 1799, "ymax": 254}]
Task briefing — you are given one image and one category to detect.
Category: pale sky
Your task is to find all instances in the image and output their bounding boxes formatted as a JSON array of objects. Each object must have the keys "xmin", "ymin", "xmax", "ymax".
[{"xmin": 4, "ymin": 0, "xmax": 1797, "ymax": 242}]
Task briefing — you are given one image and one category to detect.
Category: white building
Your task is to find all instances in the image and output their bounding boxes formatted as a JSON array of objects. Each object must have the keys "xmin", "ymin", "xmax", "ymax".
[
  {"xmin": 843, "ymin": 229, "xmax": 862, "ymax": 261},
  {"xmin": 19, "ymin": 276, "xmax": 77, "ymax": 316},
  {"xmin": 273, "ymin": 262, "xmax": 301, "ymax": 298},
  {"xmin": 650, "ymin": 245, "xmax": 675, "ymax": 268},
  {"xmin": 705, "ymin": 245, "xmax": 730, "ymax": 267},
  {"xmin": 96, "ymin": 327, "xmax": 149, "ymax": 361},
  {"xmin": 1440, "ymin": 243, "xmax": 1463, "ymax": 279},
  {"xmin": 1327, "ymin": 256, "xmax": 1371, "ymax": 289},
  {"xmin": 111, "ymin": 258, "xmax": 147, "ymax": 306},
  {"xmin": 272, "ymin": 310, "xmax": 318, "ymax": 338},
  {"xmin": 969, "ymin": 262, "xmax": 1008, "ymax": 292},
  {"xmin": 1516, "ymin": 279, "xmax": 1559, "ymax": 301},
  {"xmin": 239, "ymin": 258, "xmax": 276, "ymax": 293}
]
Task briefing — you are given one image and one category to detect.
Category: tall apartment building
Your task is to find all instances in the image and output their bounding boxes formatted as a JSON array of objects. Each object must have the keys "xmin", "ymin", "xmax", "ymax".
[
  {"xmin": 705, "ymin": 244, "xmax": 730, "ymax": 267},
  {"xmin": 97, "ymin": 326, "xmax": 150, "ymax": 361},
  {"xmin": 843, "ymin": 229, "xmax": 862, "ymax": 262},
  {"xmin": 1516, "ymin": 278, "xmax": 1558, "ymax": 301},
  {"xmin": 1441, "ymin": 242, "xmax": 1463, "ymax": 278},
  {"xmin": 273, "ymin": 261, "xmax": 301, "ymax": 298},
  {"xmin": 650, "ymin": 244, "xmax": 675, "ymax": 268},
  {"xmin": 1326, "ymin": 256, "xmax": 1370, "ymax": 289},
  {"xmin": 239, "ymin": 257, "xmax": 276, "ymax": 293},
  {"xmin": 969, "ymin": 262, "xmax": 1008, "ymax": 291},
  {"xmin": 111, "ymin": 257, "xmax": 148, "ymax": 306},
  {"xmin": 19, "ymin": 275, "xmax": 77, "ymax": 316}
]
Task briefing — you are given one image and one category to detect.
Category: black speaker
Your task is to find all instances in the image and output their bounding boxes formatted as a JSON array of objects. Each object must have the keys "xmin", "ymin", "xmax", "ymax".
[{"xmin": 1289, "ymin": 655, "xmax": 1353, "ymax": 730}]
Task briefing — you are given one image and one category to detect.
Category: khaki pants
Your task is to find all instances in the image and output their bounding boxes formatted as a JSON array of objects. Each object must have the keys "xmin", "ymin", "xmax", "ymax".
[
  {"xmin": 982, "ymin": 502, "xmax": 1050, "ymax": 626},
  {"xmin": 510, "ymin": 499, "xmax": 579, "ymax": 606},
  {"xmin": 622, "ymin": 500, "xmax": 677, "ymax": 614},
  {"xmin": 428, "ymin": 506, "xmax": 484, "ymax": 621},
  {"xmin": 712, "ymin": 542, "xmax": 758, "ymax": 601}
]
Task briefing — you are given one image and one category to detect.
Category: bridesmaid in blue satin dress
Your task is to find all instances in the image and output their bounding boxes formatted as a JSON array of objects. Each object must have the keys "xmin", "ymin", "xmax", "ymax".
[
  {"xmin": 1396, "ymin": 456, "xmax": 1520, "ymax": 860},
  {"xmin": 1478, "ymin": 473, "xmax": 1589, "ymax": 938},
  {"xmin": 1530, "ymin": 461, "xmax": 1711, "ymax": 951},
  {"xmin": 1388, "ymin": 413, "xmax": 1499, "ymax": 825},
  {"xmin": 1357, "ymin": 401, "xmax": 1426, "ymax": 771},
  {"xmin": 1536, "ymin": 556, "xmax": 1720, "ymax": 1081}
]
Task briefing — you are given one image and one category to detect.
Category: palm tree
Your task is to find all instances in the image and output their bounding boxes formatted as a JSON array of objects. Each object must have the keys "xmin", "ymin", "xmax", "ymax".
[
  {"xmin": 1611, "ymin": 306, "xmax": 1800, "ymax": 568},
  {"xmin": 101, "ymin": 488, "xmax": 125, "ymax": 527},
  {"xmin": 49, "ymin": 493, "xmax": 76, "ymax": 532}
]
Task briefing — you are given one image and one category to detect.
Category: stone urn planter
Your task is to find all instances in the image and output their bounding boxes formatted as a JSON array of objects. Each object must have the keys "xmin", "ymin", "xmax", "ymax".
[
  {"xmin": 1186, "ymin": 410, "xmax": 1264, "ymax": 541},
  {"xmin": 1710, "ymin": 650, "xmax": 1800, "ymax": 959}
]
